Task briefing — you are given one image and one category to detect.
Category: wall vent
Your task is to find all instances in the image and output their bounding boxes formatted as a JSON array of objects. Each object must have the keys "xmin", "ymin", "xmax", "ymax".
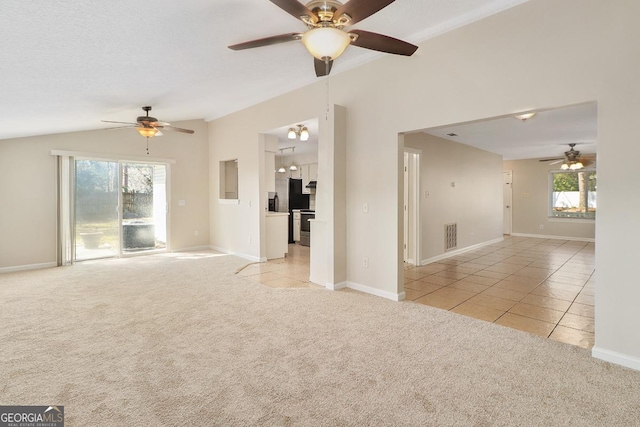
[{"xmin": 445, "ymin": 223, "xmax": 457, "ymax": 252}]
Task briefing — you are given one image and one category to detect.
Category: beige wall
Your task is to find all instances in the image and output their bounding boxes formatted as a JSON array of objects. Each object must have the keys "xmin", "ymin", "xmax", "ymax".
[
  {"xmin": 503, "ymin": 159, "xmax": 595, "ymax": 239},
  {"xmin": 0, "ymin": 119, "xmax": 210, "ymax": 269},
  {"xmin": 209, "ymin": 0, "xmax": 640, "ymax": 366},
  {"xmin": 405, "ymin": 133, "xmax": 503, "ymax": 262}
]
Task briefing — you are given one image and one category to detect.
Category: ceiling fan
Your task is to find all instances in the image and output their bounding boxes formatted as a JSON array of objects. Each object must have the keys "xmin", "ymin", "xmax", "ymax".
[
  {"xmin": 102, "ymin": 106, "xmax": 195, "ymax": 153},
  {"xmin": 539, "ymin": 143, "xmax": 595, "ymax": 170},
  {"xmin": 228, "ymin": 0, "xmax": 419, "ymax": 77}
]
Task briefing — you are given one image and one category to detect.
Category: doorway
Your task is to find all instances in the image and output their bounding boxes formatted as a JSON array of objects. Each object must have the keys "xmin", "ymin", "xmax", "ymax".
[
  {"xmin": 503, "ymin": 170, "xmax": 513, "ymax": 235},
  {"xmin": 71, "ymin": 159, "xmax": 168, "ymax": 262},
  {"xmin": 403, "ymin": 149, "xmax": 421, "ymax": 266}
]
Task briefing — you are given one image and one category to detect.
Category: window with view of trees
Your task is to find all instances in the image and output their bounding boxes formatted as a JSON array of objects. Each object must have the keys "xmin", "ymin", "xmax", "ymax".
[{"xmin": 549, "ymin": 170, "xmax": 596, "ymax": 219}]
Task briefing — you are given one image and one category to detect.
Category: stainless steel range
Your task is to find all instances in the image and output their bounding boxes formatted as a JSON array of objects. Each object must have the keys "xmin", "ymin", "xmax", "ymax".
[{"xmin": 299, "ymin": 210, "xmax": 315, "ymax": 247}]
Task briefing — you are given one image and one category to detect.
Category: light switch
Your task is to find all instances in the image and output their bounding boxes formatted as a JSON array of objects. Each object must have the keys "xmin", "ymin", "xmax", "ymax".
[
  {"xmin": 178, "ymin": 200, "xmax": 186, "ymax": 206},
  {"xmin": 363, "ymin": 203, "xmax": 369, "ymax": 213}
]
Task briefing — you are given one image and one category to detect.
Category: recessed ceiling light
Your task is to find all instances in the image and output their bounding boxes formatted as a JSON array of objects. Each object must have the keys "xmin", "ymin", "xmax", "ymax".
[{"xmin": 514, "ymin": 112, "xmax": 536, "ymax": 121}]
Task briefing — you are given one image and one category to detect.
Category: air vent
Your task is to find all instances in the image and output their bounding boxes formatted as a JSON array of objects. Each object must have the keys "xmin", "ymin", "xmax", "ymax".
[
  {"xmin": 447, "ymin": 133, "xmax": 458, "ymax": 137},
  {"xmin": 445, "ymin": 223, "xmax": 457, "ymax": 251}
]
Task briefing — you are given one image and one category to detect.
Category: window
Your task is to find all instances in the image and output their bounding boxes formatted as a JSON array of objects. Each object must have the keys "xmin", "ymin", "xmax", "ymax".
[{"xmin": 549, "ymin": 170, "xmax": 596, "ymax": 219}]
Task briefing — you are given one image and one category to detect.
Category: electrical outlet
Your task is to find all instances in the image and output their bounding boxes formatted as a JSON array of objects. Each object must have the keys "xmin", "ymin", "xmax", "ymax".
[
  {"xmin": 425, "ymin": 191, "xmax": 430, "ymax": 198},
  {"xmin": 194, "ymin": 230, "xmax": 199, "ymax": 236},
  {"xmin": 539, "ymin": 224, "xmax": 544, "ymax": 230},
  {"xmin": 363, "ymin": 257, "xmax": 369, "ymax": 268}
]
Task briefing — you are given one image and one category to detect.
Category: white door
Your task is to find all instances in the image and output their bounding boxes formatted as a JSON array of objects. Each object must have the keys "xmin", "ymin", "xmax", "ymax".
[{"xmin": 503, "ymin": 171, "xmax": 513, "ymax": 235}]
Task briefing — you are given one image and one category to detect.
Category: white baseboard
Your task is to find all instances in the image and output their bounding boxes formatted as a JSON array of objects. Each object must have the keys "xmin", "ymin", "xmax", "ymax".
[
  {"xmin": 209, "ymin": 246, "xmax": 264, "ymax": 263},
  {"xmin": 0, "ymin": 262, "xmax": 57, "ymax": 274},
  {"xmin": 592, "ymin": 347, "xmax": 640, "ymax": 372},
  {"xmin": 171, "ymin": 245, "xmax": 214, "ymax": 253},
  {"xmin": 325, "ymin": 281, "xmax": 347, "ymax": 291},
  {"xmin": 511, "ymin": 233, "xmax": 595, "ymax": 243},
  {"xmin": 421, "ymin": 237, "xmax": 504, "ymax": 265},
  {"xmin": 339, "ymin": 281, "xmax": 405, "ymax": 302}
]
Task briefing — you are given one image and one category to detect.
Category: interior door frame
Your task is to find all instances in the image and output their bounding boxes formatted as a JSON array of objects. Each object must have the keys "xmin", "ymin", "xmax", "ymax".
[{"xmin": 404, "ymin": 148, "xmax": 421, "ymax": 266}]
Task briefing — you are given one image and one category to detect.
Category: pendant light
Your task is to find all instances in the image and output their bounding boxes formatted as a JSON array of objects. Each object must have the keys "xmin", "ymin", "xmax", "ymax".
[{"xmin": 287, "ymin": 124, "xmax": 310, "ymax": 141}]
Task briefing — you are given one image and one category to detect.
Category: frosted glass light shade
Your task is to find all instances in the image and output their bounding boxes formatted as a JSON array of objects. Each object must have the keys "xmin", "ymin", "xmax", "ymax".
[
  {"xmin": 569, "ymin": 162, "xmax": 584, "ymax": 170},
  {"xmin": 302, "ymin": 27, "xmax": 351, "ymax": 60},
  {"xmin": 287, "ymin": 128, "xmax": 297, "ymax": 139},
  {"xmin": 300, "ymin": 127, "xmax": 309, "ymax": 141},
  {"xmin": 137, "ymin": 127, "xmax": 158, "ymax": 138}
]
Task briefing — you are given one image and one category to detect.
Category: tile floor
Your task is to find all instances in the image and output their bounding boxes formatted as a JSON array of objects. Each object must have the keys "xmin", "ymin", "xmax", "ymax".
[
  {"xmin": 237, "ymin": 244, "xmax": 317, "ymax": 289},
  {"xmin": 404, "ymin": 236, "xmax": 595, "ymax": 349},
  {"xmin": 237, "ymin": 236, "xmax": 595, "ymax": 349}
]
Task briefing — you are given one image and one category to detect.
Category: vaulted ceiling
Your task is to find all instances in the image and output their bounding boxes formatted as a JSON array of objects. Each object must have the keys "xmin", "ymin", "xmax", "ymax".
[{"xmin": 0, "ymin": 0, "xmax": 528, "ymax": 140}]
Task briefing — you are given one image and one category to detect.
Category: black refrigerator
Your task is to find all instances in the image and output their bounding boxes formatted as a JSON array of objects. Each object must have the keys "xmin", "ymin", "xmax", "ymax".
[{"xmin": 288, "ymin": 178, "xmax": 309, "ymax": 243}]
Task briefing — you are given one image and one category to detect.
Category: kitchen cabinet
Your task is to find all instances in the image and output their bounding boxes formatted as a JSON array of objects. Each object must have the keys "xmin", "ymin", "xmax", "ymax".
[
  {"xmin": 301, "ymin": 163, "xmax": 317, "ymax": 194},
  {"xmin": 309, "ymin": 163, "xmax": 318, "ymax": 181},
  {"xmin": 265, "ymin": 212, "xmax": 289, "ymax": 259}
]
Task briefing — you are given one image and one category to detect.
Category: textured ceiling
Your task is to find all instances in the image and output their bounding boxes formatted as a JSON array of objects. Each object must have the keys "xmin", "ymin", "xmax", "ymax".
[{"xmin": 0, "ymin": 0, "xmax": 528, "ymax": 140}]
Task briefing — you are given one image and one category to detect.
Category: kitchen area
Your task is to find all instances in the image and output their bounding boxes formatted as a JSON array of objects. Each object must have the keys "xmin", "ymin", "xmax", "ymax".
[{"xmin": 263, "ymin": 119, "xmax": 318, "ymax": 261}]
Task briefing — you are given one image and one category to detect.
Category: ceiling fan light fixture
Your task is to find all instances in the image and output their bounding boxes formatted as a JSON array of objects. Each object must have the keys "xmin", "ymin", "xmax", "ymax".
[
  {"xmin": 137, "ymin": 127, "xmax": 158, "ymax": 138},
  {"xmin": 301, "ymin": 27, "xmax": 351, "ymax": 61},
  {"xmin": 561, "ymin": 163, "xmax": 570, "ymax": 170},
  {"xmin": 569, "ymin": 161, "xmax": 584, "ymax": 170}
]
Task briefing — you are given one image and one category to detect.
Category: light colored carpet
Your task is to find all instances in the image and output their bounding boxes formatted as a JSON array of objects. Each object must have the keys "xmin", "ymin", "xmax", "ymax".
[{"xmin": 1, "ymin": 251, "xmax": 639, "ymax": 426}]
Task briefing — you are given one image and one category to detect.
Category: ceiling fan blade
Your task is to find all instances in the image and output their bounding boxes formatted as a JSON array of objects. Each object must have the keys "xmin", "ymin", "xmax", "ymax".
[
  {"xmin": 349, "ymin": 30, "xmax": 418, "ymax": 56},
  {"xmin": 334, "ymin": 0, "xmax": 396, "ymax": 26},
  {"xmin": 314, "ymin": 58, "xmax": 333, "ymax": 77},
  {"xmin": 101, "ymin": 120, "xmax": 138, "ymax": 125},
  {"xmin": 538, "ymin": 157, "xmax": 564, "ymax": 162},
  {"xmin": 156, "ymin": 130, "xmax": 164, "ymax": 137},
  {"xmin": 270, "ymin": 0, "xmax": 317, "ymax": 24},
  {"xmin": 548, "ymin": 159, "xmax": 564, "ymax": 166},
  {"xmin": 102, "ymin": 125, "xmax": 137, "ymax": 131},
  {"xmin": 156, "ymin": 125, "xmax": 195, "ymax": 134},
  {"xmin": 228, "ymin": 33, "xmax": 302, "ymax": 50}
]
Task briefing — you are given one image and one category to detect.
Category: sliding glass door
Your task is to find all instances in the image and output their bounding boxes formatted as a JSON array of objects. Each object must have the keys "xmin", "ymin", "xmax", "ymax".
[
  {"xmin": 74, "ymin": 160, "xmax": 120, "ymax": 261},
  {"xmin": 72, "ymin": 159, "xmax": 167, "ymax": 262},
  {"xmin": 121, "ymin": 163, "xmax": 167, "ymax": 253}
]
